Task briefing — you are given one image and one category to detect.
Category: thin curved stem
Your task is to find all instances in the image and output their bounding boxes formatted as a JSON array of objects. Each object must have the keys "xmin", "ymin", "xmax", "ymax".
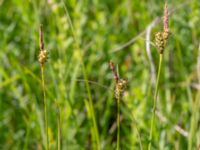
[
  {"xmin": 57, "ymin": 103, "xmax": 61, "ymax": 150},
  {"xmin": 148, "ymin": 54, "xmax": 163, "ymax": 150},
  {"xmin": 132, "ymin": 114, "xmax": 143, "ymax": 150},
  {"xmin": 117, "ymin": 96, "xmax": 120, "ymax": 150},
  {"xmin": 41, "ymin": 66, "xmax": 49, "ymax": 150}
]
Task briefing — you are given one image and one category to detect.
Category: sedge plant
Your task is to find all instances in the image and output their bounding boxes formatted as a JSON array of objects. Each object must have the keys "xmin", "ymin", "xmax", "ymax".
[
  {"xmin": 148, "ymin": 2, "xmax": 170, "ymax": 150},
  {"xmin": 109, "ymin": 61, "xmax": 128, "ymax": 150},
  {"xmin": 38, "ymin": 25, "xmax": 49, "ymax": 150}
]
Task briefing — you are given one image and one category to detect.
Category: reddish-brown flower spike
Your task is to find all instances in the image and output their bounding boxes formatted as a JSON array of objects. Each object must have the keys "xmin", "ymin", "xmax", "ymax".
[
  {"xmin": 163, "ymin": 2, "xmax": 169, "ymax": 33},
  {"xmin": 109, "ymin": 61, "xmax": 128, "ymax": 99},
  {"xmin": 109, "ymin": 61, "xmax": 119, "ymax": 83},
  {"xmin": 39, "ymin": 24, "xmax": 44, "ymax": 50},
  {"xmin": 38, "ymin": 25, "xmax": 48, "ymax": 66}
]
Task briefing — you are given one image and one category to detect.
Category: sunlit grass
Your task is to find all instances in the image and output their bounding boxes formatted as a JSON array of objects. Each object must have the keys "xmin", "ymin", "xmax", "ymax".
[{"xmin": 0, "ymin": 0, "xmax": 199, "ymax": 149}]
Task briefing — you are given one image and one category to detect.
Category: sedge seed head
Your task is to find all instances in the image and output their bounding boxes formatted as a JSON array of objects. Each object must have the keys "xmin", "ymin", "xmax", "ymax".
[
  {"xmin": 155, "ymin": 2, "xmax": 170, "ymax": 54},
  {"xmin": 155, "ymin": 32, "xmax": 165, "ymax": 54},
  {"xmin": 163, "ymin": 2, "xmax": 169, "ymax": 34},
  {"xmin": 109, "ymin": 61, "xmax": 128, "ymax": 99},
  {"xmin": 109, "ymin": 61, "xmax": 119, "ymax": 82},
  {"xmin": 38, "ymin": 24, "xmax": 48, "ymax": 66},
  {"xmin": 163, "ymin": 2, "xmax": 169, "ymax": 43},
  {"xmin": 39, "ymin": 24, "xmax": 44, "ymax": 51},
  {"xmin": 38, "ymin": 49, "xmax": 48, "ymax": 66},
  {"xmin": 115, "ymin": 78, "xmax": 128, "ymax": 99}
]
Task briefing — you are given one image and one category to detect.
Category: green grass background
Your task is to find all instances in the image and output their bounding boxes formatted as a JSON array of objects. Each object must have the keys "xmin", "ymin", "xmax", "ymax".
[{"xmin": 0, "ymin": 0, "xmax": 200, "ymax": 149}]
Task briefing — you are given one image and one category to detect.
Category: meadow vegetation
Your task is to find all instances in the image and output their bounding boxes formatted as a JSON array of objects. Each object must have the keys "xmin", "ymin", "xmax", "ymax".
[{"xmin": 0, "ymin": 0, "xmax": 200, "ymax": 149}]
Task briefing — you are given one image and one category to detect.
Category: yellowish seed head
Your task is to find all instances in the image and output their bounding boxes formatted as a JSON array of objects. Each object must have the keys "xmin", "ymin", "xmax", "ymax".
[
  {"xmin": 155, "ymin": 2, "xmax": 170, "ymax": 54},
  {"xmin": 155, "ymin": 32, "xmax": 165, "ymax": 54},
  {"xmin": 38, "ymin": 49, "xmax": 48, "ymax": 66},
  {"xmin": 115, "ymin": 78, "xmax": 128, "ymax": 99}
]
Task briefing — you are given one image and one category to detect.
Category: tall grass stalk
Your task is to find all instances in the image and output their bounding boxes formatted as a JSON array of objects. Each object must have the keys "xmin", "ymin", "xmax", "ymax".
[
  {"xmin": 62, "ymin": 1, "xmax": 100, "ymax": 149},
  {"xmin": 188, "ymin": 44, "xmax": 200, "ymax": 150},
  {"xmin": 188, "ymin": 93, "xmax": 200, "ymax": 150},
  {"xmin": 148, "ymin": 54, "xmax": 163, "ymax": 150},
  {"xmin": 131, "ymin": 113, "xmax": 143, "ymax": 150},
  {"xmin": 109, "ymin": 61, "xmax": 128, "ymax": 150},
  {"xmin": 23, "ymin": 120, "xmax": 31, "ymax": 150},
  {"xmin": 148, "ymin": 3, "xmax": 169, "ymax": 149},
  {"xmin": 41, "ymin": 65, "xmax": 49, "ymax": 150},
  {"xmin": 38, "ymin": 25, "xmax": 49, "ymax": 150},
  {"xmin": 117, "ymin": 96, "xmax": 120, "ymax": 150},
  {"xmin": 56, "ymin": 102, "xmax": 61, "ymax": 150}
]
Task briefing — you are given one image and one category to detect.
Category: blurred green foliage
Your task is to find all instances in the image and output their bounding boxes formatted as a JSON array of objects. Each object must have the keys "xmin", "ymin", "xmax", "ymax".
[{"xmin": 0, "ymin": 0, "xmax": 200, "ymax": 149}]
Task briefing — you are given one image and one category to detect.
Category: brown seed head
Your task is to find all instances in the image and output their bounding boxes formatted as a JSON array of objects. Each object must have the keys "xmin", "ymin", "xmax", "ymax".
[
  {"xmin": 38, "ymin": 25, "xmax": 48, "ymax": 66},
  {"xmin": 39, "ymin": 24, "xmax": 44, "ymax": 50},
  {"xmin": 115, "ymin": 78, "xmax": 128, "ymax": 99},
  {"xmin": 155, "ymin": 2, "xmax": 170, "ymax": 54},
  {"xmin": 163, "ymin": 2, "xmax": 169, "ymax": 34},
  {"xmin": 109, "ymin": 61, "xmax": 119, "ymax": 82},
  {"xmin": 155, "ymin": 32, "xmax": 165, "ymax": 54},
  {"xmin": 109, "ymin": 61, "xmax": 128, "ymax": 99}
]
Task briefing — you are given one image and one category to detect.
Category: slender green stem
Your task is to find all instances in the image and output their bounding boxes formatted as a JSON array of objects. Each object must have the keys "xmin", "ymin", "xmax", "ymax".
[
  {"xmin": 23, "ymin": 121, "xmax": 30, "ymax": 150},
  {"xmin": 41, "ymin": 66, "xmax": 49, "ymax": 150},
  {"xmin": 188, "ymin": 45, "xmax": 200, "ymax": 150},
  {"xmin": 80, "ymin": 37, "xmax": 100, "ymax": 150},
  {"xmin": 188, "ymin": 92, "xmax": 199, "ymax": 150},
  {"xmin": 132, "ymin": 114, "xmax": 143, "ymax": 150},
  {"xmin": 148, "ymin": 54, "xmax": 163, "ymax": 150},
  {"xmin": 57, "ymin": 103, "xmax": 61, "ymax": 150},
  {"xmin": 88, "ymin": 96, "xmax": 100, "ymax": 150},
  {"xmin": 117, "ymin": 96, "xmax": 120, "ymax": 150}
]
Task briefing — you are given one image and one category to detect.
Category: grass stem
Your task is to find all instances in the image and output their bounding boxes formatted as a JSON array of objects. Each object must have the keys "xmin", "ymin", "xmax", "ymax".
[
  {"xmin": 41, "ymin": 65, "xmax": 49, "ymax": 150},
  {"xmin": 117, "ymin": 96, "xmax": 120, "ymax": 150},
  {"xmin": 188, "ymin": 44, "xmax": 200, "ymax": 150},
  {"xmin": 132, "ymin": 114, "xmax": 143, "ymax": 150},
  {"xmin": 57, "ymin": 103, "xmax": 61, "ymax": 150},
  {"xmin": 148, "ymin": 54, "xmax": 163, "ymax": 150}
]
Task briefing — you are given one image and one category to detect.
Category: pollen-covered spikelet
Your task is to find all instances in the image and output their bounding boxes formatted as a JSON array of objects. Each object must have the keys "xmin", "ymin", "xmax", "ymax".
[
  {"xmin": 115, "ymin": 78, "xmax": 128, "ymax": 99},
  {"xmin": 155, "ymin": 2, "xmax": 169, "ymax": 54},
  {"xmin": 155, "ymin": 32, "xmax": 165, "ymax": 54},
  {"xmin": 163, "ymin": 2, "xmax": 169, "ymax": 45},
  {"xmin": 38, "ymin": 25, "xmax": 48, "ymax": 66},
  {"xmin": 38, "ymin": 49, "xmax": 48, "ymax": 66},
  {"xmin": 109, "ymin": 61, "xmax": 128, "ymax": 99}
]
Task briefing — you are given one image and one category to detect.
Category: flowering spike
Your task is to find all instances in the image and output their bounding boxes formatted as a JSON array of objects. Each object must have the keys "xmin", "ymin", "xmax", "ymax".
[
  {"xmin": 38, "ymin": 25, "xmax": 48, "ymax": 66},
  {"xmin": 155, "ymin": 2, "xmax": 170, "ymax": 54},
  {"xmin": 39, "ymin": 24, "xmax": 44, "ymax": 50},
  {"xmin": 109, "ymin": 61, "xmax": 128, "ymax": 99},
  {"xmin": 109, "ymin": 61, "xmax": 119, "ymax": 83},
  {"xmin": 163, "ymin": 2, "xmax": 169, "ymax": 33}
]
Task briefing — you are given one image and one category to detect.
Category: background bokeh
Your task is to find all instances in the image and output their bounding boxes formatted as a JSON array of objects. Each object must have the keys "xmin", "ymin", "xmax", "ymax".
[{"xmin": 0, "ymin": 0, "xmax": 200, "ymax": 149}]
